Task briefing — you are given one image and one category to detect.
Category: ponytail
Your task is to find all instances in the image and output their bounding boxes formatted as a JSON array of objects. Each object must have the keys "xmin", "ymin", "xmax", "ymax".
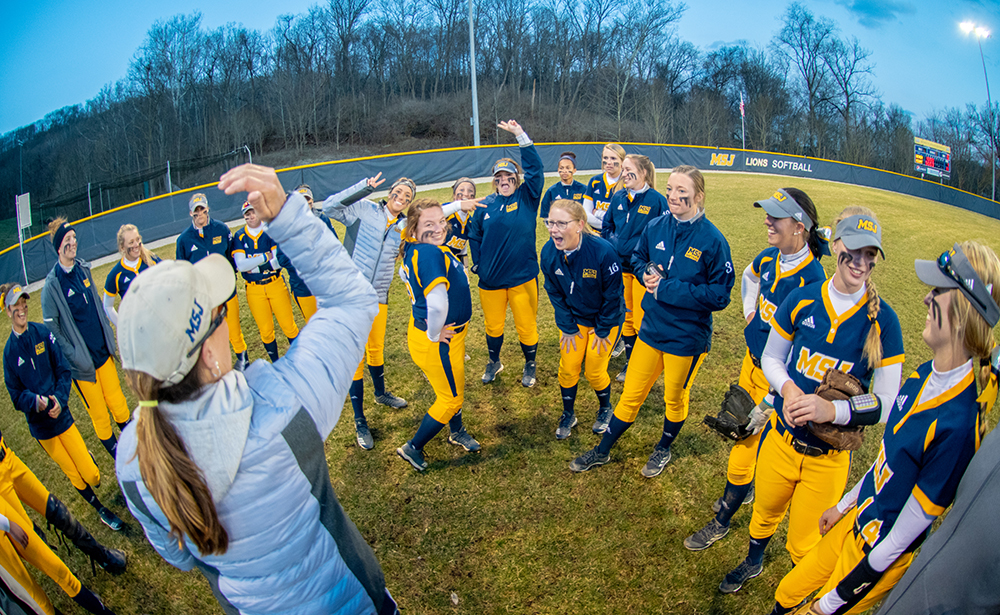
[
  {"xmin": 783, "ymin": 188, "xmax": 827, "ymax": 259},
  {"xmin": 861, "ymin": 279, "xmax": 883, "ymax": 370},
  {"xmin": 125, "ymin": 369, "xmax": 228, "ymax": 555}
]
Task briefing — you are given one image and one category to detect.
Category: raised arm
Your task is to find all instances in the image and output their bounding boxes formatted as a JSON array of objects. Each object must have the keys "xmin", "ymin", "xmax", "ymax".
[
  {"xmin": 320, "ymin": 175, "xmax": 382, "ymax": 225},
  {"xmin": 247, "ymin": 190, "xmax": 378, "ymax": 437}
]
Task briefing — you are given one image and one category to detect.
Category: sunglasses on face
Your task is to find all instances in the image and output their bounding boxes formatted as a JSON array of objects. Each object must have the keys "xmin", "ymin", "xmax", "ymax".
[{"xmin": 187, "ymin": 304, "xmax": 228, "ymax": 358}]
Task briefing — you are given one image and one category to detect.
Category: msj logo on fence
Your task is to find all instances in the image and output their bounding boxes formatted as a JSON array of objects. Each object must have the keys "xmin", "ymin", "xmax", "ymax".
[{"xmin": 709, "ymin": 153, "xmax": 735, "ymax": 167}]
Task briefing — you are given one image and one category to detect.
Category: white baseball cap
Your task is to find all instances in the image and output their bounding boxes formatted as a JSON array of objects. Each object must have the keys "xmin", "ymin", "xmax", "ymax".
[{"xmin": 118, "ymin": 254, "xmax": 235, "ymax": 385}]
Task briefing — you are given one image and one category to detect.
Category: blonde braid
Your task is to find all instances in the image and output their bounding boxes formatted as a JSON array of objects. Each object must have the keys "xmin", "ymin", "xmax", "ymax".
[{"xmin": 861, "ymin": 279, "xmax": 883, "ymax": 370}]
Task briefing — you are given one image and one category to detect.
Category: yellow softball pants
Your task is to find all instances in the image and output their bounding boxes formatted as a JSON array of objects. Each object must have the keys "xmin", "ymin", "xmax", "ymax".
[
  {"xmin": 245, "ymin": 277, "xmax": 299, "ymax": 345},
  {"xmin": 407, "ymin": 320, "xmax": 468, "ymax": 423},
  {"xmin": 39, "ymin": 425, "xmax": 100, "ymax": 491},
  {"xmin": 479, "ymin": 278, "xmax": 538, "ymax": 345},
  {"xmin": 749, "ymin": 424, "xmax": 851, "ymax": 564},
  {"xmin": 353, "ymin": 303, "xmax": 389, "ymax": 380},
  {"xmin": 558, "ymin": 325, "xmax": 619, "ymax": 391},
  {"xmin": 294, "ymin": 294, "xmax": 318, "ymax": 324},
  {"xmin": 775, "ymin": 508, "xmax": 913, "ymax": 612},
  {"xmin": 0, "ymin": 443, "xmax": 81, "ymax": 611},
  {"xmin": 226, "ymin": 294, "xmax": 247, "ymax": 354},
  {"xmin": 727, "ymin": 349, "xmax": 772, "ymax": 486},
  {"xmin": 621, "ymin": 273, "xmax": 647, "ymax": 338},
  {"xmin": 612, "ymin": 338, "xmax": 705, "ymax": 423},
  {"xmin": 73, "ymin": 357, "xmax": 130, "ymax": 441}
]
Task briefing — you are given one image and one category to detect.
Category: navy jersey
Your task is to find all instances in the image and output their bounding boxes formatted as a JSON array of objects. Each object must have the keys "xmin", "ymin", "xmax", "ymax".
[
  {"xmin": 584, "ymin": 173, "xmax": 620, "ymax": 229},
  {"xmin": 279, "ymin": 211, "xmax": 337, "ymax": 297},
  {"xmin": 176, "ymin": 219, "xmax": 238, "ymax": 301},
  {"xmin": 444, "ymin": 209, "xmax": 472, "ymax": 258},
  {"xmin": 744, "ymin": 247, "xmax": 827, "ymax": 359},
  {"xmin": 56, "ymin": 265, "xmax": 110, "ymax": 368},
  {"xmin": 541, "ymin": 233, "xmax": 624, "ymax": 339},
  {"xmin": 3, "ymin": 322, "xmax": 75, "ymax": 440},
  {"xmin": 631, "ymin": 212, "xmax": 735, "ymax": 356},
  {"xmin": 770, "ymin": 280, "xmax": 906, "ymax": 450},
  {"xmin": 103, "ymin": 255, "xmax": 161, "ymax": 299},
  {"xmin": 601, "ymin": 189, "xmax": 669, "ymax": 275},
  {"xmin": 400, "ymin": 243, "xmax": 473, "ymax": 327},
  {"xmin": 232, "ymin": 225, "xmax": 281, "ymax": 285},
  {"xmin": 540, "ymin": 180, "xmax": 585, "ymax": 219},
  {"xmin": 468, "ymin": 143, "xmax": 544, "ymax": 290},
  {"xmin": 175, "ymin": 218, "xmax": 233, "ymax": 263},
  {"xmin": 854, "ymin": 361, "xmax": 979, "ymax": 553}
]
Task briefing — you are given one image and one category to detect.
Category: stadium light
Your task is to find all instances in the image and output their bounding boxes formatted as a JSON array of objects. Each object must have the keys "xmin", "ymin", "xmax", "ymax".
[{"xmin": 960, "ymin": 21, "xmax": 996, "ymax": 202}]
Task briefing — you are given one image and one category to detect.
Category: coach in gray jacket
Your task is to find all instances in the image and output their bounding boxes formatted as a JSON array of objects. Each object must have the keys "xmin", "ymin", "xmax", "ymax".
[{"xmin": 116, "ymin": 165, "xmax": 395, "ymax": 615}]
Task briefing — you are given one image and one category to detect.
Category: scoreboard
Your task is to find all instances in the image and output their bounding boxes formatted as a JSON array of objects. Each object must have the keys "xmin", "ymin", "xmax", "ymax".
[{"xmin": 914, "ymin": 137, "xmax": 951, "ymax": 179}]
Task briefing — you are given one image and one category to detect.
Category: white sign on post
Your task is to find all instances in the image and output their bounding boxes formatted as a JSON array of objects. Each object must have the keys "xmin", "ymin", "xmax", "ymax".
[{"xmin": 16, "ymin": 193, "xmax": 30, "ymax": 230}]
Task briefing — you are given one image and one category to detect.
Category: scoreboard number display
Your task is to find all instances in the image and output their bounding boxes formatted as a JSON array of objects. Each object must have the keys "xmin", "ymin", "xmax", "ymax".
[{"xmin": 914, "ymin": 137, "xmax": 951, "ymax": 179}]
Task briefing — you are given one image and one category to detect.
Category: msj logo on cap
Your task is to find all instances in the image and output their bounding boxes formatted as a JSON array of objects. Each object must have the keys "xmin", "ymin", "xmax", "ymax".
[
  {"xmin": 856, "ymin": 219, "xmax": 878, "ymax": 234},
  {"xmin": 185, "ymin": 299, "xmax": 205, "ymax": 342}
]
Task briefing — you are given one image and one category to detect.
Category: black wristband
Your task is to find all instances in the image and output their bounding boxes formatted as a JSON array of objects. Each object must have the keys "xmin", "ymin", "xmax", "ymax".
[{"xmin": 833, "ymin": 556, "xmax": 882, "ymax": 613}]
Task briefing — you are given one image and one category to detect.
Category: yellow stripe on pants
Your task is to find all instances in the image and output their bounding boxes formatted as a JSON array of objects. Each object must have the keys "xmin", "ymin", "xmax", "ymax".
[
  {"xmin": 407, "ymin": 320, "xmax": 467, "ymax": 423},
  {"xmin": 775, "ymin": 508, "xmax": 913, "ymax": 612},
  {"xmin": 621, "ymin": 273, "xmax": 647, "ymax": 338},
  {"xmin": 354, "ymin": 303, "xmax": 389, "ymax": 380},
  {"xmin": 479, "ymin": 278, "xmax": 538, "ymax": 345},
  {"xmin": 557, "ymin": 325, "xmax": 619, "ymax": 391},
  {"xmin": 73, "ymin": 357, "xmax": 130, "ymax": 441},
  {"xmin": 245, "ymin": 277, "xmax": 299, "ymax": 345},
  {"xmin": 749, "ymin": 427, "xmax": 850, "ymax": 564},
  {"xmin": 38, "ymin": 425, "xmax": 100, "ymax": 491},
  {"xmin": 226, "ymin": 294, "xmax": 247, "ymax": 354},
  {"xmin": 612, "ymin": 338, "xmax": 705, "ymax": 424},
  {"xmin": 726, "ymin": 349, "xmax": 772, "ymax": 486}
]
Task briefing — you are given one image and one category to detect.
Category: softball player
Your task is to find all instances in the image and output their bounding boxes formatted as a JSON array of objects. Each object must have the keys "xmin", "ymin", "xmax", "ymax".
[
  {"xmin": 2, "ymin": 284, "xmax": 125, "ymax": 531},
  {"xmin": 599, "ymin": 154, "xmax": 669, "ymax": 382},
  {"xmin": 102, "ymin": 224, "xmax": 161, "ymax": 326},
  {"xmin": 395, "ymin": 199, "xmax": 480, "ymax": 471},
  {"xmin": 540, "ymin": 199, "xmax": 624, "ymax": 439},
  {"xmin": 582, "ymin": 143, "xmax": 626, "ymax": 231},
  {"xmin": 719, "ymin": 206, "xmax": 905, "ymax": 595},
  {"xmin": 277, "ymin": 184, "xmax": 338, "ymax": 323},
  {"xmin": 539, "ymin": 152, "xmax": 585, "ymax": 221},
  {"xmin": 468, "ymin": 120, "xmax": 544, "ymax": 387},
  {"xmin": 441, "ymin": 179, "xmax": 487, "ymax": 263},
  {"xmin": 768, "ymin": 241, "xmax": 1000, "ymax": 615},
  {"xmin": 685, "ymin": 188, "xmax": 828, "ymax": 551},
  {"xmin": 175, "ymin": 193, "xmax": 249, "ymax": 371},
  {"xmin": 321, "ymin": 173, "xmax": 412, "ymax": 449},
  {"xmin": 571, "ymin": 165, "xmax": 735, "ymax": 476},
  {"xmin": 40, "ymin": 219, "xmax": 131, "ymax": 461},
  {"xmin": 232, "ymin": 200, "xmax": 299, "ymax": 361}
]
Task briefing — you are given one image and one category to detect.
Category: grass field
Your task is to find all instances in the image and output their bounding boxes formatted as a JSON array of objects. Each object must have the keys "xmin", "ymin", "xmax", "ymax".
[{"xmin": 2, "ymin": 171, "xmax": 999, "ymax": 615}]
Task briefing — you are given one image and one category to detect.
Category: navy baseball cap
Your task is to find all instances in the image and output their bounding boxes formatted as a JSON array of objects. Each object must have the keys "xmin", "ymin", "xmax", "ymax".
[
  {"xmin": 754, "ymin": 189, "xmax": 813, "ymax": 231},
  {"xmin": 834, "ymin": 214, "xmax": 884, "ymax": 259}
]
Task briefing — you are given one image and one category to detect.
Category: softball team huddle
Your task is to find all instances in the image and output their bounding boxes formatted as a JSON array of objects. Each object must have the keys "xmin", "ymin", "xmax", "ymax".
[{"xmin": 0, "ymin": 119, "xmax": 997, "ymax": 615}]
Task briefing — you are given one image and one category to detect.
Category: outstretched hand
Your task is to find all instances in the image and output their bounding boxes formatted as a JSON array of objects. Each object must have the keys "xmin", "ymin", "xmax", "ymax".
[
  {"xmin": 458, "ymin": 196, "xmax": 489, "ymax": 212},
  {"xmin": 498, "ymin": 120, "xmax": 525, "ymax": 137},
  {"xmin": 219, "ymin": 164, "xmax": 286, "ymax": 223}
]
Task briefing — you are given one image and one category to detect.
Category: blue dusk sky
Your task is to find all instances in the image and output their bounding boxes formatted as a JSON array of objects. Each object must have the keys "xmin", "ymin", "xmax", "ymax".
[{"xmin": 0, "ymin": 0, "xmax": 998, "ymax": 135}]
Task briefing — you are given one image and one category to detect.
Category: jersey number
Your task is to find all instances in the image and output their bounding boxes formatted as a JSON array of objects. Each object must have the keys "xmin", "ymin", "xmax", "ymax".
[
  {"xmin": 399, "ymin": 264, "xmax": 417, "ymax": 305},
  {"xmin": 873, "ymin": 443, "xmax": 894, "ymax": 494},
  {"xmin": 608, "ymin": 262, "xmax": 619, "ymax": 275}
]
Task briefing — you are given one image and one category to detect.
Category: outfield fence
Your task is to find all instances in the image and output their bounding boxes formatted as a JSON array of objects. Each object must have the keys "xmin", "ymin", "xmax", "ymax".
[{"xmin": 3, "ymin": 143, "xmax": 997, "ymax": 286}]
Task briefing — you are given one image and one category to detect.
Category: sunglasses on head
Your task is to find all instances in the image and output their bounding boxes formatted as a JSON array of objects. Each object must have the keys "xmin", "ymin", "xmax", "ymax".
[{"xmin": 937, "ymin": 246, "xmax": 1000, "ymax": 328}]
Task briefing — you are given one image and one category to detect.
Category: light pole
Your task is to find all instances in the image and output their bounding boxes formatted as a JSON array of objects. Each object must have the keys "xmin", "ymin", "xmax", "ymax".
[
  {"xmin": 17, "ymin": 139, "xmax": 23, "ymax": 195},
  {"xmin": 961, "ymin": 21, "xmax": 996, "ymax": 202},
  {"xmin": 469, "ymin": 0, "xmax": 480, "ymax": 147}
]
